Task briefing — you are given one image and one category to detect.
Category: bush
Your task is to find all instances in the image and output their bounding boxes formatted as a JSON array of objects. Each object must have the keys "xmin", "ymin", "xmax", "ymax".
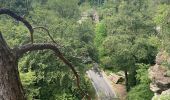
[{"xmin": 127, "ymin": 84, "xmax": 153, "ymax": 100}]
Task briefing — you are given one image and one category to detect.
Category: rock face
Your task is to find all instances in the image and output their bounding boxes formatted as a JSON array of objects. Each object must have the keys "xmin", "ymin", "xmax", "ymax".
[
  {"xmin": 149, "ymin": 64, "xmax": 170, "ymax": 94},
  {"xmin": 149, "ymin": 51, "xmax": 170, "ymax": 99},
  {"xmin": 152, "ymin": 89, "xmax": 170, "ymax": 100},
  {"xmin": 108, "ymin": 73, "xmax": 124, "ymax": 84}
]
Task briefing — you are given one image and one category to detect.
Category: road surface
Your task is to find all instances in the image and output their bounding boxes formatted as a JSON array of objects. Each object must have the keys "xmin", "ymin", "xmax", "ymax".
[{"xmin": 87, "ymin": 65, "xmax": 117, "ymax": 100}]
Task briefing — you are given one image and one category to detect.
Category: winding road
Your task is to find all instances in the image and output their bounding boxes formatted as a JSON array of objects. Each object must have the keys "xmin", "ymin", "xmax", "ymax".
[{"xmin": 86, "ymin": 64, "xmax": 118, "ymax": 100}]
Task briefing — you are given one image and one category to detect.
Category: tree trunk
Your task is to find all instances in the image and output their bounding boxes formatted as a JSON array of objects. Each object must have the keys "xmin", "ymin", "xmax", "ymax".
[
  {"xmin": 124, "ymin": 69, "xmax": 129, "ymax": 91},
  {"xmin": 0, "ymin": 33, "xmax": 25, "ymax": 100},
  {"xmin": 131, "ymin": 67, "xmax": 137, "ymax": 86},
  {"xmin": 0, "ymin": 8, "xmax": 90, "ymax": 99}
]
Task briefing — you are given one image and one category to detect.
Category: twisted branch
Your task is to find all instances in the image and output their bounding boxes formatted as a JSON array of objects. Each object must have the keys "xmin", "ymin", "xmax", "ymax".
[
  {"xmin": 15, "ymin": 43, "xmax": 91, "ymax": 99},
  {"xmin": 0, "ymin": 8, "xmax": 91, "ymax": 99},
  {"xmin": 0, "ymin": 8, "xmax": 34, "ymax": 43},
  {"xmin": 33, "ymin": 26, "xmax": 57, "ymax": 44},
  {"xmin": 16, "ymin": 43, "xmax": 80, "ymax": 87},
  {"xmin": 32, "ymin": 27, "xmax": 91, "ymax": 99}
]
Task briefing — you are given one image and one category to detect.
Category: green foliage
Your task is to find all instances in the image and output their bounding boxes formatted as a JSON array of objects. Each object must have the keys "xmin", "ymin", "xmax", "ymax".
[
  {"xmin": 153, "ymin": 3, "xmax": 170, "ymax": 52},
  {"xmin": 153, "ymin": 4, "xmax": 170, "ymax": 25},
  {"xmin": 94, "ymin": 22, "xmax": 107, "ymax": 62},
  {"xmin": 136, "ymin": 64, "xmax": 151, "ymax": 84},
  {"xmin": 102, "ymin": 35, "xmax": 135, "ymax": 70},
  {"xmin": 94, "ymin": 22, "xmax": 106, "ymax": 48},
  {"xmin": 127, "ymin": 84, "xmax": 153, "ymax": 100},
  {"xmin": 100, "ymin": 56, "xmax": 112, "ymax": 68},
  {"xmin": 133, "ymin": 36, "xmax": 160, "ymax": 64},
  {"xmin": 127, "ymin": 64, "xmax": 153, "ymax": 100},
  {"xmin": 2, "ymin": 0, "xmax": 170, "ymax": 99},
  {"xmin": 47, "ymin": 0, "xmax": 80, "ymax": 19},
  {"xmin": 1, "ymin": 0, "xmax": 96, "ymax": 99},
  {"xmin": 153, "ymin": 93, "xmax": 170, "ymax": 100},
  {"xmin": 88, "ymin": 0, "xmax": 105, "ymax": 6},
  {"xmin": 0, "ymin": 0, "xmax": 33, "ymax": 14}
]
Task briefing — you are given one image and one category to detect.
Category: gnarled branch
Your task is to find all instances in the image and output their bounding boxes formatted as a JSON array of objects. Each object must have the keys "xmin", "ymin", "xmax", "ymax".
[
  {"xmin": 15, "ymin": 43, "xmax": 80, "ymax": 87},
  {"xmin": 0, "ymin": 8, "xmax": 91, "ymax": 99},
  {"xmin": 15, "ymin": 43, "xmax": 91, "ymax": 99},
  {"xmin": 0, "ymin": 8, "xmax": 34, "ymax": 43}
]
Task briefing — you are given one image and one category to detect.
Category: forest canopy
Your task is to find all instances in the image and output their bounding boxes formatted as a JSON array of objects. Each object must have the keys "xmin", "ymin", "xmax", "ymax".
[{"xmin": 0, "ymin": 0, "xmax": 170, "ymax": 100}]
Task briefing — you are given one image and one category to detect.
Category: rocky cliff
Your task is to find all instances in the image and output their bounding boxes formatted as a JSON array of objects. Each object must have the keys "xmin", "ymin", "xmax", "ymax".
[{"xmin": 148, "ymin": 51, "xmax": 170, "ymax": 99}]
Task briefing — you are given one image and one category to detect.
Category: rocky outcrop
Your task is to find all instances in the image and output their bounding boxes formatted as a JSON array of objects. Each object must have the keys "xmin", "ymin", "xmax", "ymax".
[
  {"xmin": 149, "ymin": 64, "xmax": 170, "ymax": 94},
  {"xmin": 152, "ymin": 89, "xmax": 170, "ymax": 100},
  {"xmin": 149, "ymin": 51, "xmax": 170, "ymax": 99},
  {"xmin": 108, "ymin": 73, "xmax": 124, "ymax": 84}
]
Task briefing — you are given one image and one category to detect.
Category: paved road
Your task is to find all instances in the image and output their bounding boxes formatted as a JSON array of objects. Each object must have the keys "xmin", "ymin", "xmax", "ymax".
[{"xmin": 87, "ymin": 65, "xmax": 117, "ymax": 100}]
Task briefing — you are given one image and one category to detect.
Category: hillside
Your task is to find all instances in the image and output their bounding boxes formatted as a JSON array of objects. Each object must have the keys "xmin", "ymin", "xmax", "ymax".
[{"xmin": 0, "ymin": 0, "xmax": 170, "ymax": 100}]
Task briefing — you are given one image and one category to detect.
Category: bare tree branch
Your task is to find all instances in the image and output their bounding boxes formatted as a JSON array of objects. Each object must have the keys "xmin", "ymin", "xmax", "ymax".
[
  {"xmin": 15, "ymin": 43, "xmax": 80, "ymax": 87},
  {"xmin": 33, "ymin": 26, "xmax": 57, "ymax": 44},
  {"xmin": 0, "ymin": 8, "xmax": 34, "ymax": 43},
  {"xmin": 15, "ymin": 43, "xmax": 91, "ymax": 99}
]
